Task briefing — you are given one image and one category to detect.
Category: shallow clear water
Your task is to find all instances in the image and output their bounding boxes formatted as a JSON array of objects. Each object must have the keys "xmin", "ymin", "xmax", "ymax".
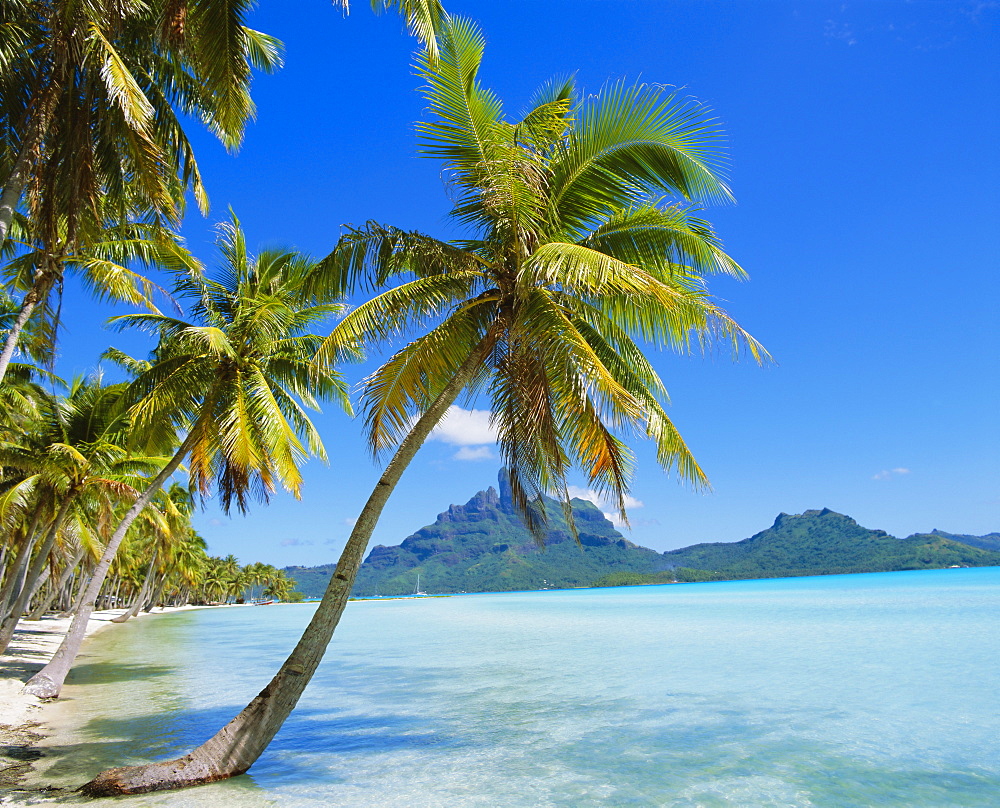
[{"xmin": 18, "ymin": 568, "xmax": 1000, "ymax": 806}]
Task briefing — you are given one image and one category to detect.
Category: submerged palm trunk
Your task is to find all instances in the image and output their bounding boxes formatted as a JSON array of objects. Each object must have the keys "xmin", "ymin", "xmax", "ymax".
[
  {"xmin": 23, "ymin": 431, "xmax": 197, "ymax": 698},
  {"xmin": 81, "ymin": 345, "xmax": 486, "ymax": 796}
]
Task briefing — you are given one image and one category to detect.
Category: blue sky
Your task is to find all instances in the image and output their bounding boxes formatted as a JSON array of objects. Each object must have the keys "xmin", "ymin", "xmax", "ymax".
[{"xmin": 53, "ymin": 0, "xmax": 999, "ymax": 566}]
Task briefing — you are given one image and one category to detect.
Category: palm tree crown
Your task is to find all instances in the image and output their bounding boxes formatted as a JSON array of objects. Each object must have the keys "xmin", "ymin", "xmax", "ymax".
[
  {"xmin": 21, "ymin": 213, "xmax": 352, "ymax": 699},
  {"xmin": 111, "ymin": 214, "xmax": 352, "ymax": 513},
  {"xmin": 325, "ymin": 17, "xmax": 766, "ymax": 531}
]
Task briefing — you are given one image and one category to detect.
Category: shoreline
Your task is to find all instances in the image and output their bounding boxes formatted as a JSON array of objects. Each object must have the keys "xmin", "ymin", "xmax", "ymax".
[{"xmin": 0, "ymin": 604, "xmax": 232, "ymax": 791}]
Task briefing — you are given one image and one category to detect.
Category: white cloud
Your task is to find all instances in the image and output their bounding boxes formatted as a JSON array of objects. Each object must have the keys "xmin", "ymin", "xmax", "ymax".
[
  {"xmin": 873, "ymin": 468, "xmax": 911, "ymax": 481},
  {"xmin": 566, "ymin": 485, "xmax": 603, "ymax": 507},
  {"xmin": 280, "ymin": 537, "xmax": 314, "ymax": 547},
  {"xmin": 453, "ymin": 446, "xmax": 496, "ymax": 461},
  {"xmin": 342, "ymin": 517, "xmax": 357, "ymax": 527},
  {"xmin": 429, "ymin": 407, "xmax": 498, "ymax": 446},
  {"xmin": 566, "ymin": 486, "xmax": 644, "ymax": 528}
]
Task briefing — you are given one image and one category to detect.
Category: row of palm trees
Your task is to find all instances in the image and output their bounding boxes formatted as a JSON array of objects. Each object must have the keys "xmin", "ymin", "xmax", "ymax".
[
  {"xmin": 6, "ymin": 212, "xmax": 347, "ymax": 700},
  {"xmin": 0, "ymin": 366, "xmax": 300, "ymax": 657},
  {"xmin": 2, "ymin": 1, "xmax": 766, "ymax": 798}
]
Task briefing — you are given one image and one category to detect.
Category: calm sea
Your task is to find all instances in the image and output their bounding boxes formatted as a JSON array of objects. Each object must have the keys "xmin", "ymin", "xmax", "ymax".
[{"xmin": 19, "ymin": 567, "xmax": 1000, "ymax": 807}]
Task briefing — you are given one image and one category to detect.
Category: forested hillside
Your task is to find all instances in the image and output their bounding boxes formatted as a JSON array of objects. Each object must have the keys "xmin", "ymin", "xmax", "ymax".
[
  {"xmin": 595, "ymin": 510, "xmax": 1000, "ymax": 586},
  {"xmin": 287, "ymin": 473, "xmax": 670, "ymax": 596},
  {"xmin": 286, "ymin": 491, "xmax": 1000, "ymax": 596}
]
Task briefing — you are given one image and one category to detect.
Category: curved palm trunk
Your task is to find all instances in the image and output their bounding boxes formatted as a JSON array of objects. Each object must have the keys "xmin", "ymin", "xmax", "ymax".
[
  {"xmin": 23, "ymin": 430, "xmax": 198, "ymax": 698},
  {"xmin": 0, "ymin": 506, "xmax": 44, "ymax": 619},
  {"xmin": 0, "ymin": 85, "xmax": 62, "ymax": 386},
  {"xmin": 0, "ymin": 270, "xmax": 57, "ymax": 385},
  {"xmin": 0, "ymin": 536, "xmax": 36, "ymax": 621},
  {"xmin": 111, "ymin": 550, "xmax": 158, "ymax": 624},
  {"xmin": 0, "ymin": 82, "xmax": 60, "ymax": 247},
  {"xmin": 144, "ymin": 574, "xmax": 167, "ymax": 612},
  {"xmin": 0, "ymin": 498, "xmax": 73, "ymax": 654},
  {"xmin": 0, "ymin": 142, "xmax": 33, "ymax": 247},
  {"xmin": 59, "ymin": 564, "xmax": 90, "ymax": 618},
  {"xmin": 22, "ymin": 568, "xmax": 51, "ymax": 616},
  {"xmin": 81, "ymin": 344, "xmax": 487, "ymax": 796},
  {"xmin": 27, "ymin": 545, "xmax": 86, "ymax": 620}
]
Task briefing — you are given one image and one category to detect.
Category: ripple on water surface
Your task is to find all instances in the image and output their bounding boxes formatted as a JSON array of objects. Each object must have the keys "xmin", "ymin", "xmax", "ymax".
[{"xmin": 18, "ymin": 567, "xmax": 1000, "ymax": 807}]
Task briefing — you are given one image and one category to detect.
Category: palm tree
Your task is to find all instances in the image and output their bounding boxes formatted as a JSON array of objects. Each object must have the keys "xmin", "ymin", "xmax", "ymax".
[
  {"xmin": 0, "ymin": 375, "xmax": 161, "ymax": 653},
  {"xmin": 0, "ymin": 0, "xmax": 285, "ymax": 239},
  {"xmin": 110, "ymin": 483, "xmax": 194, "ymax": 622},
  {"xmin": 0, "ymin": 0, "xmax": 448, "ymax": 333},
  {"xmin": 23, "ymin": 215, "xmax": 350, "ymax": 698},
  {"xmin": 262, "ymin": 569, "xmax": 293, "ymax": 602},
  {"xmin": 0, "ymin": 0, "xmax": 284, "ymax": 383},
  {"xmin": 1, "ymin": 212, "xmax": 201, "ymax": 377},
  {"xmin": 81, "ymin": 17, "xmax": 766, "ymax": 795}
]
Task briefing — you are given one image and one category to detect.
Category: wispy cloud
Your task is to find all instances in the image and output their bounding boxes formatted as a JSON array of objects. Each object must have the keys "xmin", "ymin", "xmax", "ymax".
[
  {"xmin": 280, "ymin": 537, "xmax": 314, "ymax": 547},
  {"xmin": 429, "ymin": 406, "xmax": 498, "ymax": 446},
  {"xmin": 873, "ymin": 467, "xmax": 911, "ymax": 481},
  {"xmin": 342, "ymin": 516, "xmax": 357, "ymax": 527},
  {"xmin": 823, "ymin": 19, "xmax": 857, "ymax": 45},
  {"xmin": 453, "ymin": 446, "xmax": 496, "ymax": 461},
  {"xmin": 566, "ymin": 486, "xmax": 644, "ymax": 528}
]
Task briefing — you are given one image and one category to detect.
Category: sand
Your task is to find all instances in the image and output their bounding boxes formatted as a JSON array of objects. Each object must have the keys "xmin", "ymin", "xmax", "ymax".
[{"xmin": 0, "ymin": 605, "xmax": 216, "ymax": 791}]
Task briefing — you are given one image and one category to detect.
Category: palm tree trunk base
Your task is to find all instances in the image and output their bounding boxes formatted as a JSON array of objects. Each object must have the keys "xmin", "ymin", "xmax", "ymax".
[
  {"xmin": 80, "ymin": 756, "xmax": 244, "ymax": 796},
  {"xmin": 21, "ymin": 673, "xmax": 59, "ymax": 699}
]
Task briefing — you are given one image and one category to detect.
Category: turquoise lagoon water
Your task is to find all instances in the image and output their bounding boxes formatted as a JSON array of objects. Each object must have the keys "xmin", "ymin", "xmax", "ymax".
[{"xmin": 19, "ymin": 567, "xmax": 1000, "ymax": 806}]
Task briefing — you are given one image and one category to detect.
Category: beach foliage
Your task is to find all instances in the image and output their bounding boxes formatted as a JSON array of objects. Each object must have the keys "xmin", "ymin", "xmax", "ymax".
[
  {"xmin": 0, "ymin": 0, "xmax": 282, "ymax": 383},
  {"xmin": 19, "ymin": 214, "xmax": 349, "ymax": 697}
]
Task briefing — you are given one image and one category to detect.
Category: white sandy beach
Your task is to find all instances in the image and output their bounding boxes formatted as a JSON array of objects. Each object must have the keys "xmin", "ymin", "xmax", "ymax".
[{"xmin": 0, "ymin": 605, "xmax": 222, "ymax": 790}]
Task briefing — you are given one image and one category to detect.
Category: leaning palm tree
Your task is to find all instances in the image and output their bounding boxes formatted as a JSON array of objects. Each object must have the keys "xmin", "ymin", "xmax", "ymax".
[
  {"xmin": 0, "ymin": 375, "xmax": 160, "ymax": 654},
  {"xmin": 1, "ymin": 211, "xmax": 201, "ymax": 377},
  {"xmin": 0, "ymin": 0, "xmax": 284, "ymax": 383},
  {"xmin": 23, "ymin": 215, "xmax": 350, "ymax": 698},
  {"xmin": 82, "ymin": 17, "xmax": 766, "ymax": 795}
]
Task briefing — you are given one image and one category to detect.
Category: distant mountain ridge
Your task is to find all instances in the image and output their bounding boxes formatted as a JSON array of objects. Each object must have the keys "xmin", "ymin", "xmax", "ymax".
[
  {"xmin": 636, "ymin": 509, "xmax": 1000, "ymax": 584},
  {"xmin": 284, "ymin": 476, "xmax": 1000, "ymax": 596},
  {"xmin": 286, "ymin": 472, "xmax": 671, "ymax": 597},
  {"xmin": 920, "ymin": 529, "xmax": 1000, "ymax": 552}
]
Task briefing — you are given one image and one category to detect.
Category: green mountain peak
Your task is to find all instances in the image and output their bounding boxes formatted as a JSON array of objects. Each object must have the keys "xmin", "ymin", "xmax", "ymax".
[{"xmin": 284, "ymin": 479, "xmax": 1000, "ymax": 597}]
